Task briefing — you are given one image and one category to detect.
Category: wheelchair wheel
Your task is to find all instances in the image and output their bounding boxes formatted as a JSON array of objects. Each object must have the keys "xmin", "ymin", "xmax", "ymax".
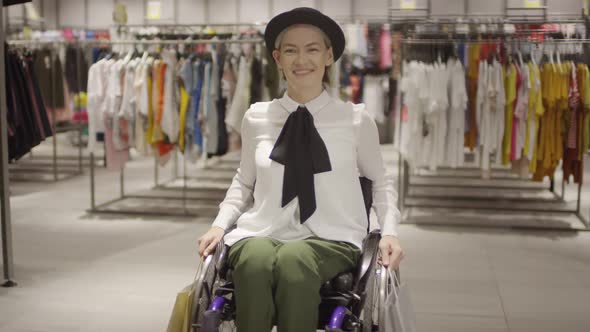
[
  {"xmin": 189, "ymin": 254, "xmax": 238, "ymax": 332},
  {"xmin": 359, "ymin": 263, "xmax": 380, "ymax": 332},
  {"xmin": 189, "ymin": 255, "xmax": 217, "ymax": 332}
]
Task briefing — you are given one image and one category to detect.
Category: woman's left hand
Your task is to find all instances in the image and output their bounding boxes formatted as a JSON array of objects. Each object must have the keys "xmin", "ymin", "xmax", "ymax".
[{"xmin": 379, "ymin": 235, "xmax": 405, "ymax": 270}]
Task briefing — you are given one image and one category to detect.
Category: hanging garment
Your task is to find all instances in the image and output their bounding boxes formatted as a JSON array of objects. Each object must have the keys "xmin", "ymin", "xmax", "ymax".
[
  {"xmin": 216, "ymin": 52, "xmax": 229, "ymax": 156},
  {"xmin": 161, "ymin": 49, "xmax": 180, "ymax": 143},
  {"xmin": 33, "ymin": 48, "xmax": 72, "ymax": 124},
  {"xmin": 445, "ymin": 58, "xmax": 468, "ymax": 168},
  {"xmin": 464, "ymin": 44, "xmax": 481, "ymax": 150},
  {"xmin": 113, "ymin": 58, "xmax": 137, "ymax": 151},
  {"xmin": 87, "ymin": 59, "xmax": 108, "ymax": 154},
  {"xmin": 562, "ymin": 63, "xmax": 585, "ymax": 184},
  {"xmin": 5, "ymin": 50, "xmax": 53, "ymax": 160},
  {"xmin": 526, "ymin": 62, "xmax": 543, "ymax": 173},
  {"xmin": 133, "ymin": 57, "xmax": 151, "ymax": 155},
  {"xmin": 225, "ymin": 55, "xmax": 252, "ymax": 134},
  {"xmin": 476, "ymin": 59, "xmax": 506, "ymax": 171},
  {"xmin": 363, "ymin": 75, "xmax": 387, "ymax": 124},
  {"xmin": 502, "ymin": 62, "xmax": 517, "ymax": 165},
  {"xmin": 64, "ymin": 45, "xmax": 89, "ymax": 93},
  {"xmin": 207, "ymin": 51, "xmax": 220, "ymax": 156},
  {"xmin": 178, "ymin": 58, "xmax": 193, "ymax": 154},
  {"xmin": 102, "ymin": 59, "xmax": 130, "ymax": 170}
]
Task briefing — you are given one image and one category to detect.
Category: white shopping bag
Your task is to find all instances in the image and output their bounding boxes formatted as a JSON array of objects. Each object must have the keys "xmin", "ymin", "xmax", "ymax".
[{"xmin": 382, "ymin": 267, "xmax": 417, "ymax": 332}]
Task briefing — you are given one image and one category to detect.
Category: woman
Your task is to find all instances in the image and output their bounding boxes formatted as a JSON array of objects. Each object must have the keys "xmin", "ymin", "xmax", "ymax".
[{"xmin": 197, "ymin": 7, "xmax": 404, "ymax": 332}]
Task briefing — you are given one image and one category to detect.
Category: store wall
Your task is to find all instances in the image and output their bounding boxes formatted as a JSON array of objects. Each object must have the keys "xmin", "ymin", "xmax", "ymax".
[{"xmin": 2, "ymin": 0, "xmax": 587, "ymax": 30}]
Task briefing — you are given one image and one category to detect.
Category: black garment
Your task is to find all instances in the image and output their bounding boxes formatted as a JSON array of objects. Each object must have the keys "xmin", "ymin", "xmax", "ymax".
[
  {"xmin": 216, "ymin": 51, "xmax": 228, "ymax": 155},
  {"xmin": 6, "ymin": 51, "xmax": 37, "ymax": 160},
  {"xmin": 3, "ymin": 0, "xmax": 31, "ymax": 6},
  {"xmin": 26, "ymin": 57, "xmax": 53, "ymax": 137},
  {"xmin": 264, "ymin": 48, "xmax": 280, "ymax": 99},
  {"xmin": 269, "ymin": 106, "xmax": 332, "ymax": 222},
  {"xmin": 249, "ymin": 56, "xmax": 263, "ymax": 105},
  {"xmin": 65, "ymin": 45, "xmax": 89, "ymax": 93},
  {"xmin": 33, "ymin": 48, "xmax": 65, "ymax": 108},
  {"xmin": 5, "ymin": 49, "xmax": 53, "ymax": 161}
]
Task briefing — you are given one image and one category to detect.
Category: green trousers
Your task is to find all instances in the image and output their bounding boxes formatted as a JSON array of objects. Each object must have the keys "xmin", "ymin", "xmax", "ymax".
[{"xmin": 228, "ymin": 237, "xmax": 360, "ymax": 332}]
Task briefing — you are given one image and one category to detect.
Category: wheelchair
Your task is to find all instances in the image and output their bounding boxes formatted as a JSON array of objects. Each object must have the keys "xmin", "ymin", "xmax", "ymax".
[{"xmin": 189, "ymin": 178, "xmax": 398, "ymax": 331}]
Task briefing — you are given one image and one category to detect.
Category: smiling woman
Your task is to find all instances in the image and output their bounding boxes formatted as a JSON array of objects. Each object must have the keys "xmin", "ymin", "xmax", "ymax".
[{"xmin": 197, "ymin": 6, "xmax": 404, "ymax": 332}]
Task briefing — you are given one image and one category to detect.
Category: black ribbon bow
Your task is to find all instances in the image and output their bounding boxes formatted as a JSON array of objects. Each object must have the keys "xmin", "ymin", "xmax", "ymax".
[{"xmin": 269, "ymin": 106, "xmax": 332, "ymax": 223}]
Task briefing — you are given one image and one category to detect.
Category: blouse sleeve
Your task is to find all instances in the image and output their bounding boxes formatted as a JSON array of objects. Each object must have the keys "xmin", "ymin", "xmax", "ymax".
[
  {"xmin": 211, "ymin": 108, "xmax": 256, "ymax": 230},
  {"xmin": 356, "ymin": 105, "xmax": 401, "ymax": 237}
]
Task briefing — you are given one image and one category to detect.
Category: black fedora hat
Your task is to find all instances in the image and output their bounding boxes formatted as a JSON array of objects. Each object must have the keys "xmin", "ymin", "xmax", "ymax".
[{"xmin": 264, "ymin": 7, "xmax": 346, "ymax": 61}]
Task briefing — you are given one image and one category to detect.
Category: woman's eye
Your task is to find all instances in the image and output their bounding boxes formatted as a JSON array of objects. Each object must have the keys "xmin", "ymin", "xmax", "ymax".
[
  {"xmin": 308, "ymin": 49, "xmax": 319, "ymax": 52},
  {"xmin": 284, "ymin": 49, "xmax": 296, "ymax": 54}
]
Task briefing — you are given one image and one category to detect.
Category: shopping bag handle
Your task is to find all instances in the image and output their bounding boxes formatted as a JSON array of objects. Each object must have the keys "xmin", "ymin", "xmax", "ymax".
[{"xmin": 383, "ymin": 266, "xmax": 401, "ymax": 301}]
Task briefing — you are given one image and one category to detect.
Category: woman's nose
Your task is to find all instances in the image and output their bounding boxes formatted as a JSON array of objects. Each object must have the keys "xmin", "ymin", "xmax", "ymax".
[{"xmin": 294, "ymin": 52, "xmax": 307, "ymax": 64}]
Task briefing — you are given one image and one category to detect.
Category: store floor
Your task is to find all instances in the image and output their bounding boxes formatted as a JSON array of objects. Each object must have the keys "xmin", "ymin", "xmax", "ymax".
[{"xmin": 2, "ymin": 138, "xmax": 590, "ymax": 332}]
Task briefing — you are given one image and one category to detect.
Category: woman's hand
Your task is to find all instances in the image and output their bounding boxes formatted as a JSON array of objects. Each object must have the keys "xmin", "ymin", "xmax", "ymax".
[
  {"xmin": 197, "ymin": 226, "xmax": 225, "ymax": 257},
  {"xmin": 378, "ymin": 235, "xmax": 405, "ymax": 270}
]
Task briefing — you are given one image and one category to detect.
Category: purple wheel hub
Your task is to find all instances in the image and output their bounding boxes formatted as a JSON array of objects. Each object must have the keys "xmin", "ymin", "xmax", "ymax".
[
  {"xmin": 209, "ymin": 296, "xmax": 226, "ymax": 311},
  {"xmin": 326, "ymin": 305, "xmax": 347, "ymax": 329}
]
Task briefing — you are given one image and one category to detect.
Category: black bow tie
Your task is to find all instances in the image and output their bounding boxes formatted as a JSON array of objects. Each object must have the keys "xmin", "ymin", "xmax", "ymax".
[{"xmin": 269, "ymin": 106, "xmax": 332, "ymax": 223}]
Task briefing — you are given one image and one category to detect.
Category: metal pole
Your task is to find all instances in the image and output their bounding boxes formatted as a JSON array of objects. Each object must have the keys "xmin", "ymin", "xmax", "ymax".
[
  {"xmin": 0, "ymin": 9, "xmax": 17, "ymax": 287},
  {"xmin": 90, "ymin": 153, "xmax": 95, "ymax": 210},
  {"xmin": 173, "ymin": 147, "xmax": 179, "ymax": 179},
  {"xmin": 76, "ymin": 43, "xmax": 83, "ymax": 174},
  {"xmin": 183, "ymin": 149, "xmax": 187, "ymax": 214},
  {"xmin": 397, "ymin": 42, "xmax": 404, "ymax": 211},
  {"xmin": 120, "ymin": 167, "xmax": 125, "ymax": 199},
  {"xmin": 154, "ymin": 155, "xmax": 158, "ymax": 187},
  {"xmin": 51, "ymin": 48, "xmax": 58, "ymax": 181}
]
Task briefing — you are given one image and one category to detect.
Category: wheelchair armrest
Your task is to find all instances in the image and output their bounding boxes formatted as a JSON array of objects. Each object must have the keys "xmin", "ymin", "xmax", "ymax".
[
  {"xmin": 215, "ymin": 225, "xmax": 236, "ymax": 280},
  {"xmin": 354, "ymin": 229, "xmax": 381, "ymax": 293}
]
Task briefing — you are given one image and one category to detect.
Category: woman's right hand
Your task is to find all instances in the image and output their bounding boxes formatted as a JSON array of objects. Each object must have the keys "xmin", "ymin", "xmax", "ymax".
[{"xmin": 197, "ymin": 226, "xmax": 225, "ymax": 257}]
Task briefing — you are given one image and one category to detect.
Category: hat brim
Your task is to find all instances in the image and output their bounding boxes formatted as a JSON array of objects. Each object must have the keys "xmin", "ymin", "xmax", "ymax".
[{"xmin": 264, "ymin": 7, "xmax": 345, "ymax": 61}]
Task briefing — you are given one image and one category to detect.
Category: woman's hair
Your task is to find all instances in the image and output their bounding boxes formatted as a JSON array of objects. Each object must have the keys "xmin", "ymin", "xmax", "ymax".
[{"xmin": 274, "ymin": 25, "xmax": 333, "ymax": 88}]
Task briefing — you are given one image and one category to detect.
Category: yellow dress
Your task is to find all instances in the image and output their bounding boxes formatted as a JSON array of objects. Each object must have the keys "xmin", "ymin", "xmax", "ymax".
[{"xmin": 178, "ymin": 85, "xmax": 190, "ymax": 153}]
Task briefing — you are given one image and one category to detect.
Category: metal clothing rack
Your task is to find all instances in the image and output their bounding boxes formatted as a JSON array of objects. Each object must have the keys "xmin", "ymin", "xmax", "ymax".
[
  {"xmin": 390, "ymin": 0, "xmax": 580, "ymax": 22},
  {"xmin": 88, "ymin": 37, "xmax": 263, "ymax": 217},
  {"xmin": 1, "ymin": 0, "xmax": 18, "ymax": 288},
  {"xmin": 395, "ymin": 34, "xmax": 590, "ymax": 229},
  {"xmin": 5, "ymin": 39, "xmax": 95, "ymax": 182}
]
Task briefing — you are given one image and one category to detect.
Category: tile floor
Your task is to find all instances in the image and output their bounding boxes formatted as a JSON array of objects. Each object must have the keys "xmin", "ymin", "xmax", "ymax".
[{"xmin": 1, "ymin": 136, "xmax": 590, "ymax": 332}]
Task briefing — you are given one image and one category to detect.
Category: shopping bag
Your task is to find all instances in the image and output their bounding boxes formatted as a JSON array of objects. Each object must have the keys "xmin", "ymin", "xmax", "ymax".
[
  {"xmin": 166, "ymin": 283, "xmax": 196, "ymax": 332},
  {"xmin": 383, "ymin": 268, "xmax": 417, "ymax": 332},
  {"xmin": 166, "ymin": 260, "xmax": 203, "ymax": 332}
]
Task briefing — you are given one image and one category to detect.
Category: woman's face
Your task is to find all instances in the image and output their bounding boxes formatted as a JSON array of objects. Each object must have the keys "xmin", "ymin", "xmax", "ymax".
[{"xmin": 272, "ymin": 25, "xmax": 334, "ymax": 91}]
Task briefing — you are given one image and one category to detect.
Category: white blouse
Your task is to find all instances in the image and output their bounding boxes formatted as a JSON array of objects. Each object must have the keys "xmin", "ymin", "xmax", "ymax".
[{"xmin": 212, "ymin": 90, "xmax": 400, "ymax": 249}]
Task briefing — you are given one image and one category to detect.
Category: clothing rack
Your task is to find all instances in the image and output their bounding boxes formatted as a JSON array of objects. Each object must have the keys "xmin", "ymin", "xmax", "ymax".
[
  {"xmin": 390, "ymin": 0, "xmax": 582, "ymax": 22},
  {"xmin": 88, "ymin": 37, "xmax": 264, "ymax": 217},
  {"xmin": 396, "ymin": 36, "xmax": 590, "ymax": 230},
  {"xmin": 5, "ymin": 40, "xmax": 96, "ymax": 182}
]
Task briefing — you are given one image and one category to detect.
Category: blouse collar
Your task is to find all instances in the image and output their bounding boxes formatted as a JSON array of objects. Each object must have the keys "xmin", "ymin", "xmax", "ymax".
[{"xmin": 279, "ymin": 90, "xmax": 331, "ymax": 115}]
